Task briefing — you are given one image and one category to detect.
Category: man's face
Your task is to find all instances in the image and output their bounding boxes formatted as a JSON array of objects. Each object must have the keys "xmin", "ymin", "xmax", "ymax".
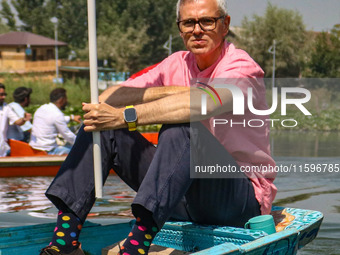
[
  {"xmin": 179, "ymin": 0, "xmax": 230, "ymax": 64},
  {"xmin": 0, "ymin": 88, "xmax": 6, "ymax": 106},
  {"xmin": 23, "ymin": 96, "xmax": 31, "ymax": 107},
  {"xmin": 60, "ymin": 96, "xmax": 68, "ymax": 111}
]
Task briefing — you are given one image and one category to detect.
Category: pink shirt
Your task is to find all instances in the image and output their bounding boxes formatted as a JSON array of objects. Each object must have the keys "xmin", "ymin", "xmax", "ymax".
[{"xmin": 122, "ymin": 42, "xmax": 277, "ymax": 215}]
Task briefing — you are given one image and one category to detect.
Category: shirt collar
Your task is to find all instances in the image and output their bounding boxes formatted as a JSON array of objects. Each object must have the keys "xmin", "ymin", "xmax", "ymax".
[{"xmin": 189, "ymin": 41, "xmax": 229, "ymax": 77}]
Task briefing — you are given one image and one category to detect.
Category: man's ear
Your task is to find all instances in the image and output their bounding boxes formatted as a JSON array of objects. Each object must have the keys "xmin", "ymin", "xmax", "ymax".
[
  {"xmin": 55, "ymin": 97, "xmax": 64, "ymax": 107},
  {"xmin": 223, "ymin": 15, "xmax": 231, "ymax": 37}
]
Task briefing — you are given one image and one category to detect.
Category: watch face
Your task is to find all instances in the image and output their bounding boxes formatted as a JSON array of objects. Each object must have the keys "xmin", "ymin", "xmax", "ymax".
[{"xmin": 124, "ymin": 108, "xmax": 137, "ymax": 122}]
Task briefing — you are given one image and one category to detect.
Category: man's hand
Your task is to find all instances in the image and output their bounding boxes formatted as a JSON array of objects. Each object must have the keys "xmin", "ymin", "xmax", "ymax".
[
  {"xmin": 23, "ymin": 112, "xmax": 32, "ymax": 122},
  {"xmin": 71, "ymin": 115, "xmax": 82, "ymax": 123},
  {"xmin": 14, "ymin": 112, "xmax": 32, "ymax": 126},
  {"xmin": 82, "ymin": 102, "xmax": 126, "ymax": 132}
]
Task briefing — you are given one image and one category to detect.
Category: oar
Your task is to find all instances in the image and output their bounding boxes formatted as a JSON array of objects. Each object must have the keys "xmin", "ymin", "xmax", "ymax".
[{"xmin": 87, "ymin": 0, "xmax": 103, "ymax": 198}]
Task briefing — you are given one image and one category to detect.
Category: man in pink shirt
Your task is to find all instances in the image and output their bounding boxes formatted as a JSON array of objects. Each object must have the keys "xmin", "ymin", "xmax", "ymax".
[{"xmin": 41, "ymin": 0, "xmax": 276, "ymax": 254}]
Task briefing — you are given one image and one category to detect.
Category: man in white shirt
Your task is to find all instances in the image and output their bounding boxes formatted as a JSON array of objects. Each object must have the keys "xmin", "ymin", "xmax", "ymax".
[
  {"xmin": 7, "ymin": 87, "xmax": 33, "ymax": 143},
  {"xmin": 29, "ymin": 88, "xmax": 81, "ymax": 155},
  {"xmin": 0, "ymin": 84, "xmax": 27, "ymax": 157}
]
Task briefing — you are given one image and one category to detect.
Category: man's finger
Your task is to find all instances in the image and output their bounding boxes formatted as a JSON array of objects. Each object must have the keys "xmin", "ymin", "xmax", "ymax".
[
  {"xmin": 82, "ymin": 102, "xmax": 93, "ymax": 112},
  {"xmin": 84, "ymin": 125, "xmax": 96, "ymax": 132}
]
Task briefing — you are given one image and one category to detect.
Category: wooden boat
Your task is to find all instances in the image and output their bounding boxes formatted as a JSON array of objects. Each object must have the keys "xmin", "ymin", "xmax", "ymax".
[
  {"xmin": 0, "ymin": 206, "xmax": 323, "ymax": 255},
  {"xmin": 0, "ymin": 155, "xmax": 66, "ymax": 177},
  {"xmin": 0, "ymin": 133, "xmax": 159, "ymax": 178},
  {"xmin": 0, "ymin": 139, "xmax": 65, "ymax": 177}
]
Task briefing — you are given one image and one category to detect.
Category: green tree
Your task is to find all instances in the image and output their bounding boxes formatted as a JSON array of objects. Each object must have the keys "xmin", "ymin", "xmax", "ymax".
[
  {"xmin": 0, "ymin": 0, "xmax": 16, "ymax": 31},
  {"xmin": 131, "ymin": 0, "xmax": 183, "ymax": 67},
  {"xmin": 236, "ymin": 3, "xmax": 306, "ymax": 78},
  {"xmin": 304, "ymin": 25, "xmax": 340, "ymax": 78},
  {"xmin": 11, "ymin": 0, "xmax": 87, "ymax": 58},
  {"xmin": 49, "ymin": 0, "xmax": 88, "ymax": 50},
  {"xmin": 96, "ymin": 0, "xmax": 183, "ymax": 72},
  {"xmin": 11, "ymin": 0, "xmax": 52, "ymax": 36},
  {"xmin": 0, "ymin": 22, "xmax": 10, "ymax": 34},
  {"xmin": 96, "ymin": 26, "xmax": 150, "ymax": 72}
]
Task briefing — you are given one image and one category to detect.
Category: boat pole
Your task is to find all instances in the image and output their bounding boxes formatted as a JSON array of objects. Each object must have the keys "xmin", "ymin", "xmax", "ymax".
[{"xmin": 87, "ymin": 0, "xmax": 103, "ymax": 198}]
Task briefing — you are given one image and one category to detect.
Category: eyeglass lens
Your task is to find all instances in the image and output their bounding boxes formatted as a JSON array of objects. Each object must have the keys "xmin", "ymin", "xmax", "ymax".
[{"xmin": 178, "ymin": 16, "xmax": 223, "ymax": 33}]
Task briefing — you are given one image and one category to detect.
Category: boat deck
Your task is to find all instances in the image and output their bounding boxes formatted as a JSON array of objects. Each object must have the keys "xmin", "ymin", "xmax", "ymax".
[
  {"xmin": 0, "ymin": 156, "xmax": 66, "ymax": 166},
  {"xmin": 0, "ymin": 156, "xmax": 66, "ymax": 177},
  {"xmin": 0, "ymin": 206, "xmax": 323, "ymax": 255}
]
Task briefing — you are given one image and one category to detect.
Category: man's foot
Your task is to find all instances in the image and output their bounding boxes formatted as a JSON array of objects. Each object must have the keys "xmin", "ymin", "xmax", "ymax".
[
  {"xmin": 49, "ymin": 211, "xmax": 84, "ymax": 254},
  {"xmin": 39, "ymin": 246, "xmax": 85, "ymax": 255},
  {"xmin": 120, "ymin": 205, "xmax": 159, "ymax": 255}
]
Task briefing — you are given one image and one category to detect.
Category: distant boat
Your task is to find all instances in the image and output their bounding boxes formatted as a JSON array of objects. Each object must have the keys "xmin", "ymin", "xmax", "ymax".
[
  {"xmin": 0, "ymin": 154, "xmax": 65, "ymax": 177},
  {"xmin": 0, "ymin": 139, "xmax": 64, "ymax": 177},
  {"xmin": 0, "ymin": 206, "xmax": 323, "ymax": 255},
  {"xmin": 0, "ymin": 133, "xmax": 158, "ymax": 178}
]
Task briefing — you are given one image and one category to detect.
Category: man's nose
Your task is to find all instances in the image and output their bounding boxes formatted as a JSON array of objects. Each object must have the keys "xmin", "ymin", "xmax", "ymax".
[{"xmin": 193, "ymin": 22, "xmax": 203, "ymax": 34}]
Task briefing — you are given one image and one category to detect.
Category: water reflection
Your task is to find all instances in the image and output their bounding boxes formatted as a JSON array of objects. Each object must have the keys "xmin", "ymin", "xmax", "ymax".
[
  {"xmin": 0, "ymin": 176, "xmax": 136, "ymax": 220},
  {"xmin": 271, "ymin": 131, "xmax": 340, "ymax": 157},
  {"xmin": 274, "ymin": 189, "xmax": 340, "ymax": 207},
  {"xmin": 0, "ymin": 177, "xmax": 52, "ymax": 213},
  {"xmin": 271, "ymin": 131, "xmax": 340, "ymax": 254}
]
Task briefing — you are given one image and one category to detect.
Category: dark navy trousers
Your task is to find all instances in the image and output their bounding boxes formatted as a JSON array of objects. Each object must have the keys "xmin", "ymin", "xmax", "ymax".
[{"xmin": 46, "ymin": 123, "xmax": 260, "ymax": 228}]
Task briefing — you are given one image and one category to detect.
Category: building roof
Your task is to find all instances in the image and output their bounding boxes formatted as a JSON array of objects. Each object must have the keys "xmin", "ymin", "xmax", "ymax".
[{"xmin": 0, "ymin": 31, "xmax": 67, "ymax": 47}]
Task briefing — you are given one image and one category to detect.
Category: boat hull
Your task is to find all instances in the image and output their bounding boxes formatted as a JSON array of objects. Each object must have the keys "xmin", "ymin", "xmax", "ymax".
[
  {"xmin": 0, "ymin": 156, "xmax": 65, "ymax": 177},
  {"xmin": 0, "ymin": 206, "xmax": 323, "ymax": 255},
  {"xmin": 0, "ymin": 133, "xmax": 158, "ymax": 177}
]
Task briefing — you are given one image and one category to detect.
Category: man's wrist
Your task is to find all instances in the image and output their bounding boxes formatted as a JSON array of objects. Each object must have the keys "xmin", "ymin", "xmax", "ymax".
[{"xmin": 123, "ymin": 105, "xmax": 138, "ymax": 131}]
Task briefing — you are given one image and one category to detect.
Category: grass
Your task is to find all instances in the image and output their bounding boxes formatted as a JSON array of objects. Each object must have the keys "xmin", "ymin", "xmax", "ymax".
[
  {"xmin": 266, "ymin": 87, "xmax": 340, "ymax": 131},
  {"xmin": 270, "ymin": 110, "xmax": 340, "ymax": 131}
]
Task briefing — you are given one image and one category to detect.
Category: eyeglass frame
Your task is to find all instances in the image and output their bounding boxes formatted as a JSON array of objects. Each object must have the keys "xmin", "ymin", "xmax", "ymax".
[
  {"xmin": 0, "ymin": 93, "xmax": 7, "ymax": 96},
  {"xmin": 177, "ymin": 15, "xmax": 226, "ymax": 33}
]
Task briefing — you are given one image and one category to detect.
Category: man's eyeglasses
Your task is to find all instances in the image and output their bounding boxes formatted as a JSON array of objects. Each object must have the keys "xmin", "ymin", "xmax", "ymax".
[
  {"xmin": 0, "ymin": 93, "xmax": 7, "ymax": 96},
  {"xmin": 177, "ymin": 15, "xmax": 225, "ymax": 33}
]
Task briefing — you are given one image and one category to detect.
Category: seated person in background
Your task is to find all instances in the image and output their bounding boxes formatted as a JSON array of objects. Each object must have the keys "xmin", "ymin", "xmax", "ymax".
[
  {"xmin": 7, "ymin": 87, "xmax": 33, "ymax": 143},
  {"xmin": 29, "ymin": 88, "xmax": 81, "ymax": 155},
  {"xmin": 0, "ymin": 83, "xmax": 26, "ymax": 156}
]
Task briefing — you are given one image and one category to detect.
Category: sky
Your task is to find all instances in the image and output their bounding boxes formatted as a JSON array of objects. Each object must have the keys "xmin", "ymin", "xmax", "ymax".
[{"xmin": 227, "ymin": 0, "xmax": 340, "ymax": 32}]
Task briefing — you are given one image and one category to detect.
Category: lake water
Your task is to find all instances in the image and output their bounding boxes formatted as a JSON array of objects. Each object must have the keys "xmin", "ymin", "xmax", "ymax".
[
  {"xmin": 0, "ymin": 131, "xmax": 339, "ymax": 254},
  {"xmin": 270, "ymin": 131, "xmax": 340, "ymax": 255}
]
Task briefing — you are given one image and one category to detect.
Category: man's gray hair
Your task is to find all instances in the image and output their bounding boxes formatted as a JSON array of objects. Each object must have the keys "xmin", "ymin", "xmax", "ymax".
[{"xmin": 176, "ymin": 0, "xmax": 228, "ymax": 20}]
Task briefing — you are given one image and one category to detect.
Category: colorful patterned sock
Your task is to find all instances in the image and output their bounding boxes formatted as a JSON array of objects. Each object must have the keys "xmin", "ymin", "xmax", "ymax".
[
  {"xmin": 119, "ymin": 207, "xmax": 159, "ymax": 255},
  {"xmin": 49, "ymin": 210, "xmax": 83, "ymax": 254}
]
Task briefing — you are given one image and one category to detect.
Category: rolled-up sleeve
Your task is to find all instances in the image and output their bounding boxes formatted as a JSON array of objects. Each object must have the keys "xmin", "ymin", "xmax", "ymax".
[{"xmin": 7, "ymin": 107, "xmax": 21, "ymax": 125}]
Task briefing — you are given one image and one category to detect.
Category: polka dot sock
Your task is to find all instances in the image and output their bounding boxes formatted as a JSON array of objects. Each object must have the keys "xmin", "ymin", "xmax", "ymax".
[
  {"xmin": 49, "ymin": 210, "xmax": 83, "ymax": 254},
  {"xmin": 119, "ymin": 207, "xmax": 159, "ymax": 255}
]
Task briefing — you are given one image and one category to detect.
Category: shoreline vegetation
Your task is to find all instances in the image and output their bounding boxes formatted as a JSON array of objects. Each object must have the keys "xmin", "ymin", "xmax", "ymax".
[{"xmin": 3, "ymin": 77, "xmax": 340, "ymax": 132}]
